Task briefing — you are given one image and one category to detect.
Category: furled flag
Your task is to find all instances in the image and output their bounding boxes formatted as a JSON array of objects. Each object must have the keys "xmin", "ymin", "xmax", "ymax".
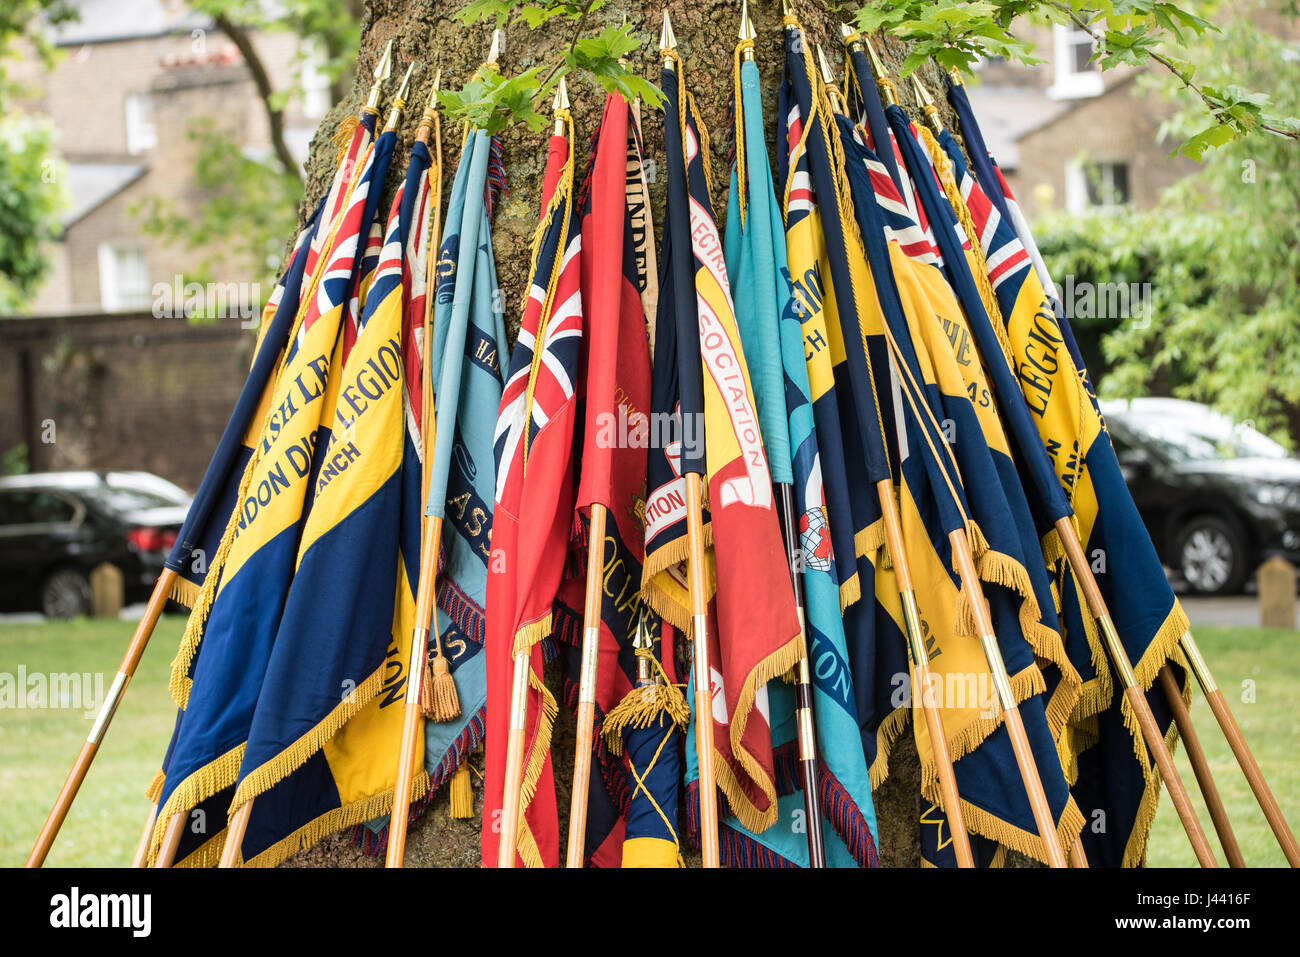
[
  {"xmin": 943, "ymin": 79, "xmax": 1190, "ymax": 866},
  {"xmin": 552, "ymin": 91, "xmax": 664, "ymax": 867},
  {"xmin": 422, "ymin": 125, "xmax": 510, "ymax": 862},
  {"xmin": 838, "ymin": 107, "xmax": 1085, "ymax": 864},
  {"xmin": 778, "ymin": 24, "xmax": 912, "ymax": 796},
  {"xmin": 221, "ymin": 126, "xmax": 432, "ymax": 867},
  {"xmin": 716, "ymin": 40, "xmax": 878, "ymax": 868},
  {"xmin": 646, "ymin": 55, "xmax": 801, "ymax": 838},
  {"xmin": 483, "ymin": 103, "xmax": 584, "ymax": 869},
  {"xmin": 162, "ymin": 97, "xmax": 381, "ymax": 612},
  {"xmin": 884, "ymin": 106, "xmax": 1082, "ymax": 742},
  {"xmin": 145, "ymin": 199, "xmax": 322, "ymax": 847},
  {"xmin": 161, "ymin": 200, "xmax": 322, "ymax": 612},
  {"xmin": 145, "ymin": 120, "xmax": 397, "ymax": 867}
]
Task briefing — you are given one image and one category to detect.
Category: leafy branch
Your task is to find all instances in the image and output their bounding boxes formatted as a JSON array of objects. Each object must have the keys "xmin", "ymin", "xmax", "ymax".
[
  {"xmin": 852, "ymin": 0, "xmax": 1300, "ymax": 159},
  {"xmin": 439, "ymin": 1, "xmax": 661, "ymax": 136}
]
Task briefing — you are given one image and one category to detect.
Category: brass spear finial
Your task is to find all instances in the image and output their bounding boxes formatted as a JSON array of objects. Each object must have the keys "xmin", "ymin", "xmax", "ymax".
[
  {"xmin": 816, "ymin": 43, "xmax": 836, "ymax": 85},
  {"xmin": 552, "ymin": 74, "xmax": 569, "ymax": 134},
  {"xmin": 949, "ymin": 66, "xmax": 965, "ymax": 87},
  {"xmin": 416, "ymin": 68, "xmax": 441, "ymax": 143},
  {"xmin": 817, "ymin": 44, "xmax": 845, "ymax": 113},
  {"xmin": 739, "ymin": 0, "xmax": 757, "ymax": 59},
  {"xmin": 781, "ymin": 0, "xmax": 796, "ymax": 18},
  {"xmin": 384, "ymin": 60, "xmax": 416, "ymax": 132},
  {"xmin": 841, "ymin": 21, "xmax": 862, "ymax": 47},
  {"xmin": 660, "ymin": 9, "xmax": 677, "ymax": 63},
  {"xmin": 861, "ymin": 32, "xmax": 898, "ymax": 106},
  {"xmin": 487, "ymin": 27, "xmax": 503, "ymax": 67},
  {"xmin": 911, "ymin": 74, "xmax": 944, "ymax": 135},
  {"xmin": 365, "ymin": 37, "xmax": 395, "ymax": 111}
]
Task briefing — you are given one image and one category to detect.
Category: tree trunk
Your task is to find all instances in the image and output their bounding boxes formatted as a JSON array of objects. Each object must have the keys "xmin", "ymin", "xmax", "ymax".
[{"xmin": 285, "ymin": 0, "xmax": 960, "ymax": 867}]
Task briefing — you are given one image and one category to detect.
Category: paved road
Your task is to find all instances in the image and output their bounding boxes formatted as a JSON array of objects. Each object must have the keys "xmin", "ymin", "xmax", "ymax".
[{"xmin": 1180, "ymin": 594, "xmax": 1283, "ymax": 629}]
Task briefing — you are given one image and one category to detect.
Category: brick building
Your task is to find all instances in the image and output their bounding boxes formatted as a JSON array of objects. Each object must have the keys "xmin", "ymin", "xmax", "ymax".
[
  {"xmin": 1, "ymin": 0, "xmax": 330, "ymax": 488},
  {"xmin": 965, "ymin": 21, "xmax": 1198, "ymax": 220},
  {"xmin": 11, "ymin": 0, "xmax": 327, "ymax": 316}
]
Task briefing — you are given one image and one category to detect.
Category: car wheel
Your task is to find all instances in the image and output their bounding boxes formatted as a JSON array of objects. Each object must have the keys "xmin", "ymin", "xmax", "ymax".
[
  {"xmin": 41, "ymin": 568, "xmax": 92, "ymax": 619},
  {"xmin": 1176, "ymin": 515, "xmax": 1247, "ymax": 595}
]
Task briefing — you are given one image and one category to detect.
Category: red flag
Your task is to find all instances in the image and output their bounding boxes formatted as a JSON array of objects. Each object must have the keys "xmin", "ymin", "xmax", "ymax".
[
  {"xmin": 483, "ymin": 127, "xmax": 584, "ymax": 868},
  {"xmin": 552, "ymin": 93, "xmax": 661, "ymax": 867}
]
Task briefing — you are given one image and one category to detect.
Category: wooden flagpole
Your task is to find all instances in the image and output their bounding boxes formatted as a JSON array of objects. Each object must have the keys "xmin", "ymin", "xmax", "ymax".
[
  {"xmin": 659, "ymin": 10, "xmax": 721, "ymax": 870},
  {"xmin": 27, "ymin": 567, "xmax": 176, "ymax": 867},
  {"xmin": 495, "ymin": 30, "xmax": 567, "ymax": 869},
  {"xmin": 386, "ymin": 66, "xmax": 448, "ymax": 870},
  {"xmin": 948, "ymin": 528, "xmax": 1069, "ymax": 868},
  {"xmin": 565, "ymin": 501, "xmax": 605, "ymax": 867},
  {"xmin": 683, "ymin": 471, "xmax": 721, "ymax": 868},
  {"xmin": 215, "ymin": 61, "xmax": 419, "ymax": 869},
  {"xmin": 1158, "ymin": 664, "xmax": 1244, "ymax": 866},
  {"xmin": 1054, "ymin": 518, "xmax": 1218, "ymax": 867},
  {"xmin": 1177, "ymin": 632, "xmax": 1300, "ymax": 866},
  {"xmin": 876, "ymin": 479, "xmax": 975, "ymax": 867},
  {"xmin": 131, "ymin": 803, "xmax": 159, "ymax": 868},
  {"xmin": 553, "ymin": 67, "xmax": 605, "ymax": 870},
  {"xmin": 154, "ymin": 809, "xmax": 186, "ymax": 868}
]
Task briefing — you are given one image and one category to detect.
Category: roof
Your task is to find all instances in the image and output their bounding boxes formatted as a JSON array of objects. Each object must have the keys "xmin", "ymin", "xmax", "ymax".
[
  {"xmin": 48, "ymin": 0, "xmax": 212, "ymax": 46},
  {"xmin": 63, "ymin": 161, "xmax": 149, "ymax": 229}
]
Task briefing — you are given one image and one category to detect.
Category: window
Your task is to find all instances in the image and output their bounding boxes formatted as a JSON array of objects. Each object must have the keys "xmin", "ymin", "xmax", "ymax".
[
  {"xmin": 1049, "ymin": 24, "xmax": 1103, "ymax": 99},
  {"xmin": 1066, "ymin": 160, "xmax": 1131, "ymax": 213},
  {"xmin": 300, "ymin": 41, "xmax": 332, "ymax": 120},
  {"xmin": 0, "ymin": 491, "xmax": 78, "ymax": 527},
  {"xmin": 125, "ymin": 93, "xmax": 156, "ymax": 155},
  {"xmin": 97, "ymin": 243, "xmax": 152, "ymax": 312}
]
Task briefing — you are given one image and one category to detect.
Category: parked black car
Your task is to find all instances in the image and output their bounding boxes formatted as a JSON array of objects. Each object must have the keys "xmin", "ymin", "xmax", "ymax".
[
  {"xmin": 1101, "ymin": 398, "xmax": 1300, "ymax": 595},
  {"xmin": 0, "ymin": 471, "xmax": 191, "ymax": 617}
]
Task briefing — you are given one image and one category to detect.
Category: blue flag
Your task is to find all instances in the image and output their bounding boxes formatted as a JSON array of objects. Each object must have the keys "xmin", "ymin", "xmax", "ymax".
[{"xmin": 714, "ymin": 51, "xmax": 878, "ymax": 868}]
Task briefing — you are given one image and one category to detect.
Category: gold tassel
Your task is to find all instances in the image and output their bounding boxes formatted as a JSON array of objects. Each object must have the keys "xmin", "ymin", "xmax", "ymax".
[
  {"xmin": 333, "ymin": 115, "xmax": 360, "ymax": 165},
  {"xmin": 448, "ymin": 763, "xmax": 474, "ymax": 819},
  {"xmin": 422, "ymin": 653, "xmax": 460, "ymax": 722}
]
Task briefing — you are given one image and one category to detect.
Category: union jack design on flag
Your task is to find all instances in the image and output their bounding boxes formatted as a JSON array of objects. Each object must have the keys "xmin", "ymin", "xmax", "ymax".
[
  {"xmin": 935, "ymin": 130, "xmax": 1034, "ymax": 295},
  {"xmin": 493, "ymin": 202, "xmax": 583, "ymax": 502},
  {"xmin": 303, "ymin": 112, "xmax": 377, "ymax": 285},
  {"xmin": 484, "ymin": 121, "xmax": 585, "ymax": 868},
  {"xmin": 845, "ymin": 120, "xmax": 943, "ymax": 268},
  {"xmin": 401, "ymin": 161, "xmax": 435, "ymax": 440}
]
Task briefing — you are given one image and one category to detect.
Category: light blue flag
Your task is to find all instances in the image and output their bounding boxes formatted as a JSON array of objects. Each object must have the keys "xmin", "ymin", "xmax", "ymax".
[
  {"xmin": 683, "ymin": 54, "xmax": 879, "ymax": 868},
  {"xmin": 421, "ymin": 129, "xmax": 510, "ymax": 791}
]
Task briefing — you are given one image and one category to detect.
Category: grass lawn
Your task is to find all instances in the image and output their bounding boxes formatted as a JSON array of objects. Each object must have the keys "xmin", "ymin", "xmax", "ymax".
[
  {"xmin": 1, "ymin": 616, "xmax": 184, "ymax": 867},
  {"xmin": 0, "ymin": 617, "xmax": 1295, "ymax": 867},
  {"xmin": 1147, "ymin": 626, "xmax": 1300, "ymax": 867}
]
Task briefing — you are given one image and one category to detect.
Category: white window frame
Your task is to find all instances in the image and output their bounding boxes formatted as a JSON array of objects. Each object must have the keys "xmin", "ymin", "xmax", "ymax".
[
  {"xmin": 1049, "ymin": 23, "xmax": 1104, "ymax": 99},
  {"xmin": 1065, "ymin": 158, "xmax": 1131, "ymax": 213},
  {"xmin": 300, "ymin": 40, "xmax": 332, "ymax": 120},
  {"xmin": 125, "ymin": 92, "xmax": 157, "ymax": 155},
  {"xmin": 97, "ymin": 242, "xmax": 151, "ymax": 312}
]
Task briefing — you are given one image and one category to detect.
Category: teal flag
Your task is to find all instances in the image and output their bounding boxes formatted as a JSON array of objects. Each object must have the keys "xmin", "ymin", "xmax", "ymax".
[{"xmin": 689, "ymin": 53, "xmax": 879, "ymax": 868}]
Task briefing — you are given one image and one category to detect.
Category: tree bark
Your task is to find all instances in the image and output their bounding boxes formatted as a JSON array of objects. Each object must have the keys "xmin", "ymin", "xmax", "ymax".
[{"xmin": 286, "ymin": 0, "xmax": 960, "ymax": 867}]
